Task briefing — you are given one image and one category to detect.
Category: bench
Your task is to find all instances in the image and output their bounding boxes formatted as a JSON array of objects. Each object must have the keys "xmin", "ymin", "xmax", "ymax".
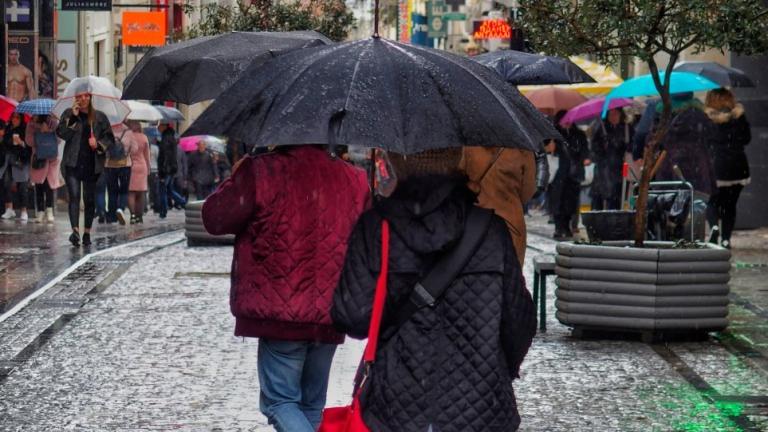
[{"xmin": 532, "ymin": 254, "xmax": 556, "ymax": 332}]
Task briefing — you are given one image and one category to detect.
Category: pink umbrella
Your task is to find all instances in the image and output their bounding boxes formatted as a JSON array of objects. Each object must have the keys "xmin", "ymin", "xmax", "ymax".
[
  {"xmin": 525, "ymin": 88, "xmax": 587, "ymax": 114},
  {"xmin": 179, "ymin": 135, "xmax": 206, "ymax": 152},
  {"xmin": 559, "ymin": 97, "xmax": 635, "ymax": 126}
]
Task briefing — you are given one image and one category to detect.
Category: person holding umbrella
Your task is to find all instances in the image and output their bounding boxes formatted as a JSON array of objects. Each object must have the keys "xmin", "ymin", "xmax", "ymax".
[
  {"xmin": 56, "ymin": 92, "xmax": 115, "ymax": 247},
  {"xmin": 589, "ymin": 108, "xmax": 634, "ymax": 210},
  {"xmin": 1, "ymin": 113, "xmax": 31, "ymax": 221},
  {"xmin": 186, "ymin": 140, "xmax": 219, "ymax": 200},
  {"xmin": 26, "ymin": 114, "xmax": 61, "ymax": 223},
  {"xmin": 156, "ymin": 122, "xmax": 179, "ymax": 218}
]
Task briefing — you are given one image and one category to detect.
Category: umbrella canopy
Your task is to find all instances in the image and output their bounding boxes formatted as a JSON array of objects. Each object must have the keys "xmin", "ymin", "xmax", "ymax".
[
  {"xmin": 560, "ymin": 97, "xmax": 635, "ymax": 126},
  {"xmin": 0, "ymin": 96, "xmax": 19, "ymax": 122},
  {"xmin": 525, "ymin": 87, "xmax": 587, "ymax": 113},
  {"xmin": 15, "ymin": 98, "xmax": 56, "ymax": 115},
  {"xmin": 53, "ymin": 76, "xmax": 131, "ymax": 125},
  {"xmin": 518, "ymin": 57, "xmax": 624, "ymax": 97},
  {"xmin": 601, "ymin": 72, "xmax": 721, "ymax": 117},
  {"xmin": 125, "ymin": 100, "xmax": 164, "ymax": 122},
  {"xmin": 155, "ymin": 106, "xmax": 185, "ymax": 122},
  {"xmin": 473, "ymin": 50, "xmax": 595, "ymax": 85},
  {"xmin": 179, "ymin": 135, "xmax": 226, "ymax": 153},
  {"xmin": 185, "ymin": 37, "xmax": 559, "ymax": 154},
  {"xmin": 673, "ymin": 61, "xmax": 755, "ymax": 88},
  {"xmin": 122, "ymin": 31, "xmax": 333, "ymax": 104}
]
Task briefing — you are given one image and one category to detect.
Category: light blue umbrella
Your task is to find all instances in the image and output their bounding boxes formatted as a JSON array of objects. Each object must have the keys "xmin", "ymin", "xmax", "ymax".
[
  {"xmin": 601, "ymin": 72, "xmax": 720, "ymax": 117},
  {"xmin": 15, "ymin": 98, "xmax": 56, "ymax": 115}
]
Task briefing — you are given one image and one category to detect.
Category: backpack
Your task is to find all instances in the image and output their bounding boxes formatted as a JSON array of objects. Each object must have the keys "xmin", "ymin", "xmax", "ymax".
[{"xmin": 108, "ymin": 130, "xmax": 130, "ymax": 160}]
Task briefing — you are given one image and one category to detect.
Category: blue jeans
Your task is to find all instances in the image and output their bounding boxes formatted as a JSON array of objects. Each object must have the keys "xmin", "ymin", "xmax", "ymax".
[
  {"xmin": 95, "ymin": 174, "xmax": 107, "ymax": 220},
  {"xmin": 158, "ymin": 176, "xmax": 186, "ymax": 217},
  {"xmin": 258, "ymin": 339, "xmax": 337, "ymax": 432}
]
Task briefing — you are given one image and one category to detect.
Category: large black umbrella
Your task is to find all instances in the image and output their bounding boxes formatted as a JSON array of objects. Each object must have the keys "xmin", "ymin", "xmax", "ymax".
[
  {"xmin": 673, "ymin": 62, "xmax": 755, "ymax": 88},
  {"xmin": 122, "ymin": 31, "xmax": 333, "ymax": 104},
  {"xmin": 472, "ymin": 50, "xmax": 595, "ymax": 86},
  {"xmin": 184, "ymin": 38, "xmax": 559, "ymax": 154}
]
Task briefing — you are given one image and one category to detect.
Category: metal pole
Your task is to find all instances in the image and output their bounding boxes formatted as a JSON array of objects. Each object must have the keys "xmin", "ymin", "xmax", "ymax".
[{"xmin": 374, "ymin": 0, "xmax": 379, "ymax": 38}]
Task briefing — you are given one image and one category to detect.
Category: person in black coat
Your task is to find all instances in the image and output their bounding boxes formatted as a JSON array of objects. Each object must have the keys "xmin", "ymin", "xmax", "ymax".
[
  {"xmin": 156, "ymin": 122, "xmax": 178, "ymax": 218},
  {"xmin": 704, "ymin": 89, "xmax": 752, "ymax": 248},
  {"xmin": 590, "ymin": 108, "xmax": 634, "ymax": 210},
  {"xmin": 547, "ymin": 111, "xmax": 589, "ymax": 239},
  {"xmin": 332, "ymin": 148, "xmax": 536, "ymax": 432}
]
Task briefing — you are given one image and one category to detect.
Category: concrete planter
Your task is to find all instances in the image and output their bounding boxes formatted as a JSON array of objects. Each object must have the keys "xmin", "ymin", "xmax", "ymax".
[
  {"xmin": 555, "ymin": 241, "xmax": 731, "ymax": 334},
  {"xmin": 185, "ymin": 200, "xmax": 235, "ymax": 247}
]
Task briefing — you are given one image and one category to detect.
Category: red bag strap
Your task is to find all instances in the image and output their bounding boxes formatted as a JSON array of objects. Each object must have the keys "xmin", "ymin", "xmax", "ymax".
[{"xmin": 363, "ymin": 219, "xmax": 390, "ymax": 363}]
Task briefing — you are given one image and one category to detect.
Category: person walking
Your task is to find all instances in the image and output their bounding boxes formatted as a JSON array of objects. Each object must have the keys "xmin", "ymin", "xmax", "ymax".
[
  {"xmin": 26, "ymin": 115, "xmax": 61, "ymax": 223},
  {"xmin": 590, "ymin": 108, "xmax": 634, "ymax": 210},
  {"xmin": 104, "ymin": 122, "xmax": 133, "ymax": 225},
  {"xmin": 125, "ymin": 120, "xmax": 151, "ymax": 224},
  {"xmin": 332, "ymin": 148, "xmax": 536, "ymax": 432},
  {"xmin": 0, "ymin": 120, "xmax": 8, "ymax": 218},
  {"xmin": 156, "ymin": 122, "xmax": 178, "ymax": 218},
  {"xmin": 1, "ymin": 113, "xmax": 31, "ymax": 221},
  {"xmin": 56, "ymin": 91, "xmax": 115, "ymax": 247},
  {"xmin": 202, "ymin": 145, "xmax": 369, "ymax": 432},
  {"xmin": 213, "ymin": 152, "xmax": 232, "ymax": 186},
  {"xmin": 548, "ymin": 111, "xmax": 590, "ymax": 239},
  {"xmin": 187, "ymin": 140, "xmax": 219, "ymax": 200},
  {"xmin": 171, "ymin": 143, "xmax": 188, "ymax": 209},
  {"xmin": 704, "ymin": 89, "xmax": 752, "ymax": 249}
]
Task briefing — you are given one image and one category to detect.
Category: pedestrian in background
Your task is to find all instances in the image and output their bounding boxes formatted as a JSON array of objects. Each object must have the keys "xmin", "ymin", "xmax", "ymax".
[
  {"xmin": 0, "ymin": 120, "xmax": 9, "ymax": 218},
  {"xmin": 332, "ymin": 149, "xmax": 535, "ymax": 432},
  {"xmin": 56, "ymin": 91, "xmax": 114, "ymax": 247},
  {"xmin": 202, "ymin": 145, "xmax": 369, "ymax": 432},
  {"xmin": 26, "ymin": 114, "xmax": 61, "ymax": 223},
  {"xmin": 187, "ymin": 140, "xmax": 218, "ymax": 200},
  {"xmin": 146, "ymin": 126, "xmax": 160, "ymax": 214},
  {"xmin": 590, "ymin": 108, "xmax": 634, "ymax": 210},
  {"xmin": 213, "ymin": 152, "xmax": 231, "ymax": 186},
  {"xmin": 704, "ymin": 89, "xmax": 752, "ymax": 249},
  {"xmin": 123, "ymin": 120, "xmax": 150, "ymax": 224},
  {"xmin": 1, "ymin": 113, "xmax": 31, "ymax": 221},
  {"xmin": 156, "ymin": 122, "xmax": 178, "ymax": 218},
  {"xmin": 548, "ymin": 111, "xmax": 589, "ymax": 239},
  {"xmin": 105, "ymin": 122, "xmax": 133, "ymax": 225},
  {"xmin": 172, "ymin": 143, "xmax": 188, "ymax": 209}
]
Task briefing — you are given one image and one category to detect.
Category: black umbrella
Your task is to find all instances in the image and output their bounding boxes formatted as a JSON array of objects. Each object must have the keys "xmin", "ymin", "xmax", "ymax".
[
  {"xmin": 673, "ymin": 62, "xmax": 755, "ymax": 88},
  {"xmin": 472, "ymin": 50, "xmax": 596, "ymax": 86},
  {"xmin": 122, "ymin": 31, "xmax": 333, "ymax": 104},
  {"xmin": 184, "ymin": 37, "xmax": 559, "ymax": 154}
]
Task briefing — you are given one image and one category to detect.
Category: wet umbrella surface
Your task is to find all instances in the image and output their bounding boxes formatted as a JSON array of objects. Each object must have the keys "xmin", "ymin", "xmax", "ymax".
[
  {"xmin": 472, "ymin": 50, "xmax": 596, "ymax": 86},
  {"xmin": 121, "ymin": 31, "xmax": 333, "ymax": 104},
  {"xmin": 185, "ymin": 37, "xmax": 559, "ymax": 154}
]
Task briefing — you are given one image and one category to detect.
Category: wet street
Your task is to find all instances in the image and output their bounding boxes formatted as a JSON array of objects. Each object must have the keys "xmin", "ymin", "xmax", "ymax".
[{"xmin": 0, "ymin": 214, "xmax": 767, "ymax": 431}]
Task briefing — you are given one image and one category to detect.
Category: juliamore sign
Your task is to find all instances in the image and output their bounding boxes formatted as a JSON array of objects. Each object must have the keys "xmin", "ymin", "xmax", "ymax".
[{"xmin": 61, "ymin": 0, "xmax": 111, "ymax": 11}]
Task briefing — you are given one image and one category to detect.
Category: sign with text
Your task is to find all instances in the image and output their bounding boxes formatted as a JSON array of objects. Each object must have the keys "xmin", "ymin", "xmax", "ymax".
[
  {"xmin": 397, "ymin": 0, "xmax": 412, "ymax": 43},
  {"xmin": 426, "ymin": 0, "xmax": 446, "ymax": 38},
  {"xmin": 122, "ymin": 11, "xmax": 166, "ymax": 46},
  {"xmin": 473, "ymin": 19, "xmax": 511, "ymax": 40},
  {"xmin": 56, "ymin": 42, "xmax": 77, "ymax": 97},
  {"xmin": 411, "ymin": 13, "xmax": 430, "ymax": 46},
  {"xmin": 61, "ymin": 0, "xmax": 111, "ymax": 11}
]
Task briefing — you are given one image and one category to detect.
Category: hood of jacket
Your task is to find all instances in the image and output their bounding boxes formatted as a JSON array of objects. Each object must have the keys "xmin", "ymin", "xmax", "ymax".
[
  {"xmin": 375, "ymin": 174, "xmax": 475, "ymax": 255},
  {"xmin": 705, "ymin": 104, "xmax": 745, "ymax": 124}
]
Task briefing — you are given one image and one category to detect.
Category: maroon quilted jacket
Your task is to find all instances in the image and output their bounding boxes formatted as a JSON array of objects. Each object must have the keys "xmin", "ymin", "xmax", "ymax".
[{"xmin": 202, "ymin": 146, "xmax": 370, "ymax": 343}]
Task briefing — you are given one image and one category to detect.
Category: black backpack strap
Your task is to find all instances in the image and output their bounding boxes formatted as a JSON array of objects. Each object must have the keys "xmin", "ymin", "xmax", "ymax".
[{"xmin": 391, "ymin": 206, "xmax": 494, "ymax": 327}]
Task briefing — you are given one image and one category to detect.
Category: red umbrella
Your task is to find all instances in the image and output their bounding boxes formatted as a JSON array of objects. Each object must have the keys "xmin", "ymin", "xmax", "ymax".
[
  {"xmin": 0, "ymin": 95, "xmax": 19, "ymax": 122},
  {"xmin": 525, "ymin": 88, "xmax": 587, "ymax": 114}
]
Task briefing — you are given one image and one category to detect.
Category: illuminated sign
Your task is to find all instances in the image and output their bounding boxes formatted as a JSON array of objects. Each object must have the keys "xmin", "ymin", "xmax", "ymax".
[
  {"xmin": 122, "ymin": 11, "xmax": 166, "ymax": 46},
  {"xmin": 473, "ymin": 19, "xmax": 511, "ymax": 40},
  {"xmin": 398, "ymin": 0, "xmax": 412, "ymax": 43}
]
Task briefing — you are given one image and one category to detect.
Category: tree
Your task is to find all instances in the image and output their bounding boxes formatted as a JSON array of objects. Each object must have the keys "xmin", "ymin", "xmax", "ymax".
[
  {"xmin": 180, "ymin": 0, "xmax": 356, "ymax": 42},
  {"xmin": 518, "ymin": 0, "xmax": 768, "ymax": 246}
]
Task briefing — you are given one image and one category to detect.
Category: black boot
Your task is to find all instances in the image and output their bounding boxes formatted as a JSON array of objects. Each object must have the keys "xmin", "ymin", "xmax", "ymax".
[
  {"xmin": 82, "ymin": 233, "xmax": 92, "ymax": 246},
  {"xmin": 69, "ymin": 231, "xmax": 80, "ymax": 247}
]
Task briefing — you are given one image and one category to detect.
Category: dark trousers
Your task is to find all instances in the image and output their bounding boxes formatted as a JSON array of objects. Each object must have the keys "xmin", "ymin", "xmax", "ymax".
[
  {"xmin": 105, "ymin": 167, "xmax": 131, "ymax": 222},
  {"xmin": 65, "ymin": 173, "xmax": 98, "ymax": 230},
  {"xmin": 707, "ymin": 184, "xmax": 744, "ymax": 242},
  {"xmin": 95, "ymin": 173, "xmax": 107, "ymax": 220},
  {"xmin": 553, "ymin": 179, "xmax": 581, "ymax": 235},
  {"xmin": 0, "ymin": 170, "xmax": 10, "ymax": 205},
  {"xmin": 36, "ymin": 180, "xmax": 54, "ymax": 210},
  {"xmin": 10, "ymin": 181, "xmax": 30, "ymax": 209},
  {"xmin": 194, "ymin": 182, "xmax": 214, "ymax": 201},
  {"xmin": 149, "ymin": 172, "xmax": 159, "ymax": 212}
]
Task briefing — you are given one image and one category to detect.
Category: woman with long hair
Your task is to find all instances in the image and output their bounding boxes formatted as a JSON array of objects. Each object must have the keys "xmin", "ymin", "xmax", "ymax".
[
  {"xmin": 56, "ymin": 92, "xmax": 115, "ymax": 247},
  {"xmin": 1, "ymin": 112, "xmax": 31, "ymax": 221},
  {"xmin": 704, "ymin": 89, "xmax": 752, "ymax": 249}
]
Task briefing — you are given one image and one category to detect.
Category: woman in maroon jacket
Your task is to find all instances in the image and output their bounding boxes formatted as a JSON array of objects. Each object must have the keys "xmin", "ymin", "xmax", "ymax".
[{"xmin": 202, "ymin": 145, "xmax": 369, "ymax": 432}]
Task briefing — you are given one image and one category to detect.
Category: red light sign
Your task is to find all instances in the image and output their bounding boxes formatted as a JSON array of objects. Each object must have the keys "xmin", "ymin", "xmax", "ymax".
[{"xmin": 473, "ymin": 19, "xmax": 511, "ymax": 40}]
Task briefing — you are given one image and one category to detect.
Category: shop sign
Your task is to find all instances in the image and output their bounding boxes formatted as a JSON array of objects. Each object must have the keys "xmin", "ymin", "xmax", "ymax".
[
  {"xmin": 397, "ymin": 0, "xmax": 412, "ymax": 43},
  {"xmin": 61, "ymin": 0, "xmax": 111, "ymax": 11},
  {"xmin": 427, "ymin": 0, "xmax": 446, "ymax": 38},
  {"xmin": 122, "ymin": 11, "xmax": 166, "ymax": 46},
  {"xmin": 473, "ymin": 19, "xmax": 511, "ymax": 40}
]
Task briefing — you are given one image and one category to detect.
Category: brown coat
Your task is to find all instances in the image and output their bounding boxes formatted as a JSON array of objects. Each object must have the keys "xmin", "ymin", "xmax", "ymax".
[{"xmin": 461, "ymin": 147, "xmax": 536, "ymax": 265}]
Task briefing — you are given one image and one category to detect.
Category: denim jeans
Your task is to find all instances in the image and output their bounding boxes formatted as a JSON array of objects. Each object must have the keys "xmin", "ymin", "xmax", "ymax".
[
  {"xmin": 95, "ymin": 174, "xmax": 107, "ymax": 220},
  {"xmin": 158, "ymin": 176, "xmax": 186, "ymax": 217},
  {"xmin": 105, "ymin": 167, "xmax": 130, "ymax": 222},
  {"xmin": 258, "ymin": 339, "xmax": 337, "ymax": 432}
]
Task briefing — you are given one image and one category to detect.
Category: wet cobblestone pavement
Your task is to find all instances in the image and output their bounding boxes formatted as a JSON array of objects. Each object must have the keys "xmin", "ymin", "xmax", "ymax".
[{"xmin": 0, "ymin": 216, "xmax": 766, "ymax": 431}]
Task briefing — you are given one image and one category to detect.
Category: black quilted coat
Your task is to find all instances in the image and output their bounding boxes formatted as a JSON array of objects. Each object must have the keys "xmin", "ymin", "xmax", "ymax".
[{"xmin": 332, "ymin": 175, "xmax": 536, "ymax": 432}]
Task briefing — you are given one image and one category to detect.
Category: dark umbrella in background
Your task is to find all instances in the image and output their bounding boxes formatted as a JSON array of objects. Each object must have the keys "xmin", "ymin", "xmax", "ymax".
[
  {"xmin": 472, "ymin": 50, "xmax": 596, "ymax": 86},
  {"xmin": 673, "ymin": 62, "xmax": 755, "ymax": 88},
  {"xmin": 122, "ymin": 31, "xmax": 333, "ymax": 104},
  {"xmin": 184, "ymin": 37, "xmax": 559, "ymax": 154}
]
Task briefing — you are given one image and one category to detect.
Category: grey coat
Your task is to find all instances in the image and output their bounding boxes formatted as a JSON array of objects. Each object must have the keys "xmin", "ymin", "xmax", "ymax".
[{"xmin": 55, "ymin": 108, "xmax": 114, "ymax": 176}]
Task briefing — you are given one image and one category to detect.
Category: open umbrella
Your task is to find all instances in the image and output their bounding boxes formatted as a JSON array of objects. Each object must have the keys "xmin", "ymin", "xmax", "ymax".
[
  {"xmin": 122, "ymin": 31, "xmax": 333, "ymax": 104},
  {"xmin": 473, "ymin": 50, "xmax": 595, "ymax": 85},
  {"xmin": 15, "ymin": 98, "xmax": 56, "ymax": 116},
  {"xmin": 673, "ymin": 62, "xmax": 755, "ymax": 88},
  {"xmin": 525, "ymin": 87, "xmax": 587, "ymax": 113},
  {"xmin": 601, "ymin": 72, "xmax": 720, "ymax": 117},
  {"xmin": 518, "ymin": 57, "xmax": 624, "ymax": 97},
  {"xmin": 0, "ymin": 95, "xmax": 19, "ymax": 121},
  {"xmin": 53, "ymin": 76, "xmax": 131, "ymax": 125},
  {"xmin": 179, "ymin": 135, "xmax": 226, "ymax": 153},
  {"xmin": 125, "ymin": 100, "xmax": 164, "ymax": 122},
  {"xmin": 185, "ymin": 37, "xmax": 559, "ymax": 154},
  {"xmin": 560, "ymin": 97, "xmax": 635, "ymax": 126},
  {"xmin": 155, "ymin": 106, "xmax": 185, "ymax": 122}
]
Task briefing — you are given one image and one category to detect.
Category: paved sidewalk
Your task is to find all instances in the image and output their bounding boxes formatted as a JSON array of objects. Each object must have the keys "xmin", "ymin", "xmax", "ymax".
[{"xmin": 0, "ymin": 225, "xmax": 766, "ymax": 431}]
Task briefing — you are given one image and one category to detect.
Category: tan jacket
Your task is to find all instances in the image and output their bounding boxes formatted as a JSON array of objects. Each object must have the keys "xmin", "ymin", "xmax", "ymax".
[{"xmin": 461, "ymin": 147, "xmax": 536, "ymax": 265}]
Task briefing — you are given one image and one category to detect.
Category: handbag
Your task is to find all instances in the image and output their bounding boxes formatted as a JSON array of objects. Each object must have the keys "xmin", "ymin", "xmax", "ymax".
[{"xmin": 34, "ymin": 132, "xmax": 58, "ymax": 160}]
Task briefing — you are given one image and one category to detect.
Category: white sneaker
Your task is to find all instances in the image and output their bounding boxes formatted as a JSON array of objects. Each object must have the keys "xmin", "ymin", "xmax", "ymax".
[
  {"xmin": 35, "ymin": 212, "xmax": 44, "ymax": 223},
  {"xmin": 1, "ymin": 209, "xmax": 14, "ymax": 219},
  {"xmin": 116, "ymin": 208, "xmax": 126, "ymax": 225},
  {"xmin": 20, "ymin": 211, "xmax": 28, "ymax": 222},
  {"xmin": 45, "ymin": 208, "xmax": 54, "ymax": 223}
]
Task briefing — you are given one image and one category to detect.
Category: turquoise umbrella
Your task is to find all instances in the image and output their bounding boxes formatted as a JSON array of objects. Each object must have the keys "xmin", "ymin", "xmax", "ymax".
[{"xmin": 601, "ymin": 71, "xmax": 720, "ymax": 117}]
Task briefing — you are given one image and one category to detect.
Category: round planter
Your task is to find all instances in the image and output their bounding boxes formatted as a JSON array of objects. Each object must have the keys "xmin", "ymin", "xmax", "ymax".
[
  {"xmin": 555, "ymin": 241, "xmax": 731, "ymax": 334},
  {"xmin": 185, "ymin": 200, "xmax": 235, "ymax": 247},
  {"xmin": 581, "ymin": 210, "xmax": 636, "ymax": 242}
]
